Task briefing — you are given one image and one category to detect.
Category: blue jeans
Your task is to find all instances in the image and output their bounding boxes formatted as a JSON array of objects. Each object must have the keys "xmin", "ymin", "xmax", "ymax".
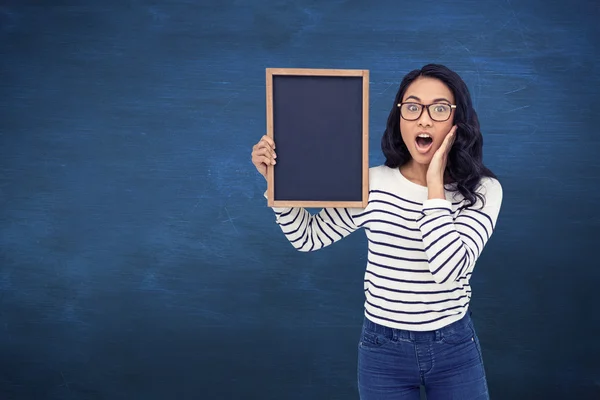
[{"xmin": 357, "ymin": 311, "xmax": 489, "ymax": 399}]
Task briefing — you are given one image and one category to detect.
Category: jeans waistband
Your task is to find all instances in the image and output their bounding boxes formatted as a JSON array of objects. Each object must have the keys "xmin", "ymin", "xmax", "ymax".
[{"xmin": 362, "ymin": 311, "xmax": 473, "ymax": 342}]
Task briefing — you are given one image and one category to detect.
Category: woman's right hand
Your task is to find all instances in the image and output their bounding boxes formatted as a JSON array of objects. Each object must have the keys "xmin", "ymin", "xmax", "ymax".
[{"xmin": 251, "ymin": 134, "xmax": 277, "ymax": 180}]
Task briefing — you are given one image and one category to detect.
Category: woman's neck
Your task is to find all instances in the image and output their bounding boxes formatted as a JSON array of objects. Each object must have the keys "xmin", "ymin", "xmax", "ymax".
[{"xmin": 400, "ymin": 161, "xmax": 429, "ymax": 187}]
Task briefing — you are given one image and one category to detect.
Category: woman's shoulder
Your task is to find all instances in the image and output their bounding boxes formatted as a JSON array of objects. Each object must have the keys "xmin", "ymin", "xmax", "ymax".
[
  {"xmin": 455, "ymin": 175, "xmax": 503, "ymax": 208},
  {"xmin": 448, "ymin": 174, "xmax": 502, "ymax": 195},
  {"xmin": 476, "ymin": 175, "xmax": 503, "ymax": 196},
  {"xmin": 367, "ymin": 164, "xmax": 399, "ymax": 188},
  {"xmin": 368, "ymin": 164, "xmax": 395, "ymax": 179}
]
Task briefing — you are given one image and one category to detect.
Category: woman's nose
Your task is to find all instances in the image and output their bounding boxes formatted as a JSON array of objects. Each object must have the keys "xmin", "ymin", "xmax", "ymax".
[{"xmin": 417, "ymin": 108, "xmax": 433, "ymax": 126}]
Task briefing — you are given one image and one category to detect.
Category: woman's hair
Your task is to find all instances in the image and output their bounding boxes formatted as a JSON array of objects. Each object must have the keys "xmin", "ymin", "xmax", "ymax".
[{"xmin": 381, "ymin": 63, "xmax": 497, "ymax": 207}]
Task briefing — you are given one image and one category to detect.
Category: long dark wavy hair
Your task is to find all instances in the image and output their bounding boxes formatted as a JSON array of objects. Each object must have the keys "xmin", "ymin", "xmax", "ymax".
[{"xmin": 381, "ymin": 63, "xmax": 497, "ymax": 207}]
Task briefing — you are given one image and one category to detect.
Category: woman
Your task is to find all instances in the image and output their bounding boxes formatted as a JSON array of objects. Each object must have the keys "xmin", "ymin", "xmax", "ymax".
[{"xmin": 251, "ymin": 64, "xmax": 503, "ymax": 399}]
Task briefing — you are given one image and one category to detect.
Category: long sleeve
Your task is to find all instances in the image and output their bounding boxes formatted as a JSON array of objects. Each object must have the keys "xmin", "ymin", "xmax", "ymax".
[
  {"xmin": 264, "ymin": 191, "xmax": 363, "ymax": 252},
  {"xmin": 415, "ymin": 177, "xmax": 503, "ymax": 284}
]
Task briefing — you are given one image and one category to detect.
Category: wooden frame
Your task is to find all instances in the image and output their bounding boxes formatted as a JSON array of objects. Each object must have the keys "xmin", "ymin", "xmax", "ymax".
[{"xmin": 265, "ymin": 68, "xmax": 369, "ymax": 208}]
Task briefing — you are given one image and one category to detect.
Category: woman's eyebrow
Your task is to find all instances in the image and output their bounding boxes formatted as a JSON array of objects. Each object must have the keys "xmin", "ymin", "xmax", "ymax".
[{"xmin": 404, "ymin": 95, "xmax": 452, "ymax": 104}]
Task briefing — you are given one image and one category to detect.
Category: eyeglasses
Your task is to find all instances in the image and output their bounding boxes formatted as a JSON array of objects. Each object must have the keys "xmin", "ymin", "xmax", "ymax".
[{"xmin": 397, "ymin": 102, "xmax": 456, "ymax": 122}]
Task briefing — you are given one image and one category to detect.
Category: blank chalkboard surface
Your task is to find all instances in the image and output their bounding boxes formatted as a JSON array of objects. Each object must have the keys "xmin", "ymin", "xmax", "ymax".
[{"xmin": 265, "ymin": 68, "xmax": 369, "ymax": 208}]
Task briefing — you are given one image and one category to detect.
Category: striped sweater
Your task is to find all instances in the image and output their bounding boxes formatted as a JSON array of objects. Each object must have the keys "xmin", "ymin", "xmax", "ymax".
[{"xmin": 266, "ymin": 165, "xmax": 503, "ymax": 331}]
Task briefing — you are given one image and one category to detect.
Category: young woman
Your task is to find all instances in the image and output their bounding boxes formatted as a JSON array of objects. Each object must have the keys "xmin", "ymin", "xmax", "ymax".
[{"xmin": 251, "ymin": 64, "xmax": 503, "ymax": 399}]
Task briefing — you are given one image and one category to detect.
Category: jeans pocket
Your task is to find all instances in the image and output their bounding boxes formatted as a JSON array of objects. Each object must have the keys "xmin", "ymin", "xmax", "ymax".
[
  {"xmin": 359, "ymin": 329, "xmax": 390, "ymax": 350},
  {"xmin": 441, "ymin": 323, "xmax": 475, "ymax": 345}
]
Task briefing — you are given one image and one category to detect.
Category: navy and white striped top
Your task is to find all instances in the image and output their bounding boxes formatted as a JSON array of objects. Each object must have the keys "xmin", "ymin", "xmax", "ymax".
[{"xmin": 267, "ymin": 165, "xmax": 503, "ymax": 331}]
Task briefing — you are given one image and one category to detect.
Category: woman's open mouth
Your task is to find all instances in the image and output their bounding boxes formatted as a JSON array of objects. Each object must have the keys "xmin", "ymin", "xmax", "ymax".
[{"xmin": 415, "ymin": 133, "xmax": 433, "ymax": 154}]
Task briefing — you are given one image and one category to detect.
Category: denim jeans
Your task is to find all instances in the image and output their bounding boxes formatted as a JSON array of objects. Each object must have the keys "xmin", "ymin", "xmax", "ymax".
[{"xmin": 357, "ymin": 311, "xmax": 489, "ymax": 399}]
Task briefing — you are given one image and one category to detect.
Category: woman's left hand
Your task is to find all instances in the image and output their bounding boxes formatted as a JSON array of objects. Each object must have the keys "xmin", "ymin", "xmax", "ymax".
[{"xmin": 426, "ymin": 125, "xmax": 457, "ymax": 186}]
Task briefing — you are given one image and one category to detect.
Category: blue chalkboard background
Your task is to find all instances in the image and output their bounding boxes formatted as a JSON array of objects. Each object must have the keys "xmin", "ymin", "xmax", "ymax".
[{"xmin": 1, "ymin": 1, "xmax": 598, "ymax": 399}]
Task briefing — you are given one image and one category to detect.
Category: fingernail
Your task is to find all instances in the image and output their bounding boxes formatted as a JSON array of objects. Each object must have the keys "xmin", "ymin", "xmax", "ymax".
[{"xmin": 273, "ymin": 153, "xmax": 277, "ymax": 158}]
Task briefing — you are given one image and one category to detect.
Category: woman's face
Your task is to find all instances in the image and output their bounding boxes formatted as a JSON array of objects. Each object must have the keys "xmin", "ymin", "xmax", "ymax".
[{"xmin": 399, "ymin": 77, "xmax": 456, "ymax": 165}]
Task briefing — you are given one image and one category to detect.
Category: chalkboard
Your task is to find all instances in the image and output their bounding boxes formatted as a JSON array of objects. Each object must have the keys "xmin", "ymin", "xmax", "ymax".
[{"xmin": 265, "ymin": 68, "xmax": 369, "ymax": 208}]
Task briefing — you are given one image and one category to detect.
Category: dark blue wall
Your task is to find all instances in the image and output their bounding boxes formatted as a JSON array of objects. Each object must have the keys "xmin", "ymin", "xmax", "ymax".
[{"xmin": 1, "ymin": 1, "xmax": 598, "ymax": 399}]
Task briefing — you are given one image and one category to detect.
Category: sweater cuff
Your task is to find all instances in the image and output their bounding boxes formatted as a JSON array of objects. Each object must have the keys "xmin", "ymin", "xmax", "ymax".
[
  {"xmin": 264, "ymin": 190, "xmax": 291, "ymax": 214},
  {"xmin": 421, "ymin": 198, "xmax": 452, "ymax": 215}
]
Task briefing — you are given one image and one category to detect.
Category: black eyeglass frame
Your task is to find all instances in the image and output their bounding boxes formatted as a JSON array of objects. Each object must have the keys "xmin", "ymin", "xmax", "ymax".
[{"xmin": 397, "ymin": 102, "xmax": 457, "ymax": 122}]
